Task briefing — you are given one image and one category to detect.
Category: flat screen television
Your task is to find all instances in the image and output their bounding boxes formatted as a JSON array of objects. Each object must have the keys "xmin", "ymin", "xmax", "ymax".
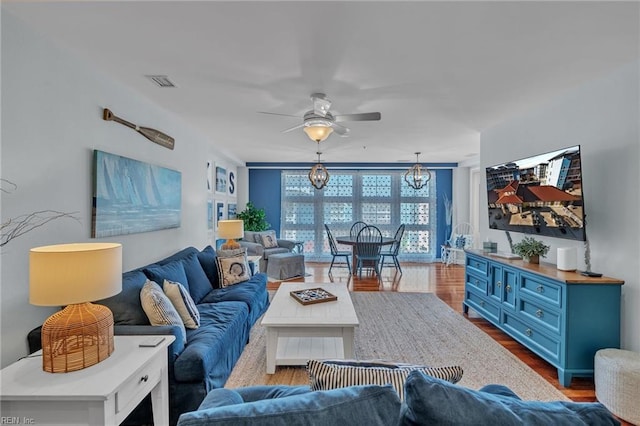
[{"xmin": 486, "ymin": 145, "xmax": 585, "ymax": 241}]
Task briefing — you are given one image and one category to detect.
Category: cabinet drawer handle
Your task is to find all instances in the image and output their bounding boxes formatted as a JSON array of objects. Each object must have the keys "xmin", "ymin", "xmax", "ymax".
[
  {"xmin": 506, "ymin": 285, "xmax": 512, "ymax": 293},
  {"xmin": 536, "ymin": 285, "xmax": 544, "ymax": 293},
  {"xmin": 496, "ymin": 281, "xmax": 502, "ymax": 287},
  {"xmin": 525, "ymin": 329, "xmax": 532, "ymax": 337},
  {"xmin": 536, "ymin": 309, "xmax": 543, "ymax": 318},
  {"xmin": 140, "ymin": 375, "xmax": 149, "ymax": 383}
]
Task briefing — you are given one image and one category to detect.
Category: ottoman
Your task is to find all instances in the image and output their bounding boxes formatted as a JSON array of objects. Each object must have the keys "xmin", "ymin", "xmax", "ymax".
[
  {"xmin": 594, "ymin": 348, "xmax": 640, "ymax": 425},
  {"xmin": 267, "ymin": 253, "xmax": 305, "ymax": 280}
]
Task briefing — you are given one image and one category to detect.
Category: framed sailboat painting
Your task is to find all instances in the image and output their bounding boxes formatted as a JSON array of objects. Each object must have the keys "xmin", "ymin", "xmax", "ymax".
[{"xmin": 92, "ymin": 150, "xmax": 182, "ymax": 237}]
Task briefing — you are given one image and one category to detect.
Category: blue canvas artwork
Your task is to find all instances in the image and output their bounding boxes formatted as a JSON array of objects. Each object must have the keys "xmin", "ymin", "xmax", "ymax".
[
  {"xmin": 216, "ymin": 166, "xmax": 227, "ymax": 193},
  {"xmin": 92, "ymin": 150, "xmax": 181, "ymax": 237},
  {"xmin": 228, "ymin": 203, "xmax": 237, "ymax": 219}
]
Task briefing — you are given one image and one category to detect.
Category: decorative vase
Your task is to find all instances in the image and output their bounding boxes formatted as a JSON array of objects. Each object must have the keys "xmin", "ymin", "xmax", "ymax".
[{"xmin": 527, "ymin": 255, "xmax": 540, "ymax": 264}]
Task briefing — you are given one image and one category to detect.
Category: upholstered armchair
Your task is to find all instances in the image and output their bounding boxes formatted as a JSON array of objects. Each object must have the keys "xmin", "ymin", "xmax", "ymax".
[{"xmin": 239, "ymin": 230, "xmax": 299, "ymax": 272}]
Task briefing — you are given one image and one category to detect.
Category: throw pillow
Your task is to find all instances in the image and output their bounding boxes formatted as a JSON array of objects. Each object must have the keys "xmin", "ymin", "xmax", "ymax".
[
  {"xmin": 216, "ymin": 249, "xmax": 251, "ymax": 287},
  {"xmin": 307, "ymin": 359, "xmax": 463, "ymax": 401},
  {"xmin": 259, "ymin": 230, "xmax": 279, "ymax": 248},
  {"xmin": 140, "ymin": 280, "xmax": 186, "ymax": 343},
  {"xmin": 400, "ymin": 371, "xmax": 620, "ymax": 426},
  {"xmin": 163, "ymin": 279, "xmax": 200, "ymax": 329},
  {"xmin": 144, "ymin": 260, "xmax": 190, "ymax": 294},
  {"xmin": 180, "ymin": 252, "xmax": 214, "ymax": 303},
  {"xmin": 197, "ymin": 245, "xmax": 221, "ymax": 289},
  {"xmin": 454, "ymin": 234, "xmax": 466, "ymax": 249}
]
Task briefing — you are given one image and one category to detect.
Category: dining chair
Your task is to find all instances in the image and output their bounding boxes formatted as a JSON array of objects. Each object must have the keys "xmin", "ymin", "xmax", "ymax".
[
  {"xmin": 355, "ymin": 225, "xmax": 383, "ymax": 282},
  {"xmin": 350, "ymin": 221, "xmax": 367, "ymax": 238},
  {"xmin": 380, "ymin": 224, "xmax": 405, "ymax": 275},
  {"xmin": 325, "ymin": 224, "xmax": 352, "ymax": 276}
]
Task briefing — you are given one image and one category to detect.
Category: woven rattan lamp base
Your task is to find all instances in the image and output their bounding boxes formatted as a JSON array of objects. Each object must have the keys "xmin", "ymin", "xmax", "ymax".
[{"xmin": 41, "ymin": 302, "xmax": 115, "ymax": 373}]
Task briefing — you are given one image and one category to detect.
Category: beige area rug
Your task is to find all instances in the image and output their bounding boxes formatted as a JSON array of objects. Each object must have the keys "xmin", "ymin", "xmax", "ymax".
[{"xmin": 226, "ymin": 291, "xmax": 568, "ymax": 401}]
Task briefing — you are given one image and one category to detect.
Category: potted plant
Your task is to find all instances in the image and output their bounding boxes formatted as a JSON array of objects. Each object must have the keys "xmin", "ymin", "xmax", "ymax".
[
  {"xmin": 512, "ymin": 236, "xmax": 550, "ymax": 264},
  {"xmin": 236, "ymin": 202, "xmax": 270, "ymax": 232}
]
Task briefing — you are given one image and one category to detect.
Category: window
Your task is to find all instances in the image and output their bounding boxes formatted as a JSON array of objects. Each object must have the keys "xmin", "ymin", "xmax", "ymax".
[{"xmin": 280, "ymin": 170, "xmax": 437, "ymax": 262}]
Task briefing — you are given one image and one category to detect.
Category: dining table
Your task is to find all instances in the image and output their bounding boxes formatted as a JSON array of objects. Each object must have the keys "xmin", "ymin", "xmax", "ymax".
[{"xmin": 335, "ymin": 235, "xmax": 396, "ymax": 275}]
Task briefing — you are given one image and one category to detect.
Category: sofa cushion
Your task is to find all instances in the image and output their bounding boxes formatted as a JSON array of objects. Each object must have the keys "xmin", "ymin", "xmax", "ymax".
[
  {"xmin": 164, "ymin": 279, "xmax": 200, "ymax": 329},
  {"xmin": 144, "ymin": 260, "xmax": 190, "ymax": 293},
  {"xmin": 181, "ymin": 251, "xmax": 214, "ymax": 303},
  {"xmin": 235, "ymin": 385, "xmax": 314, "ymax": 403},
  {"xmin": 199, "ymin": 273, "xmax": 269, "ymax": 326},
  {"xmin": 307, "ymin": 359, "xmax": 463, "ymax": 401},
  {"xmin": 216, "ymin": 249, "xmax": 251, "ymax": 287},
  {"xmin": 175, "ymin": 301, "xmax": 249, "ymax": 383},
  {"xmin": 97, "ymin": 270, "xmax": 150, "ymax": 325},
  {"xmin": 140, "ymin": 280, "xmax": 186, "ymax": 343},
  {"xmin": 399, "ymin": 371, "xmax": 620, "ymax": 426},
  {"xmin": 243, "ymin": 230, "xmax": 258, "ymax": 244},
  {"xmin": 176, "ymin": 385, "xmax": 401, "ymax": 426},
  {"xmin": 197, "ymin": 245, "xmax": 220, "ymax": 289},
  {"xmin": 262, "ymin": 247, "xmax": 291, "ymax": 259},
  {"xmin": 197, "ymin": 386, "xmax": 312, "ymax": 411}
]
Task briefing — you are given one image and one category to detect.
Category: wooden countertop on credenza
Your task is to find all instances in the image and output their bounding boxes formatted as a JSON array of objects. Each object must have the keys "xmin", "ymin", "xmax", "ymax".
[{"xmin": 466, "ymin": 249, "xmax": 625, "ymax": 285}]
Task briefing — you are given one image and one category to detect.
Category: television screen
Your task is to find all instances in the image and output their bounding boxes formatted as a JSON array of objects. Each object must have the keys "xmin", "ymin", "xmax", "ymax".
[{"xmin": 486, "ymin": 145, "xmax": 585, "ymax": 241}]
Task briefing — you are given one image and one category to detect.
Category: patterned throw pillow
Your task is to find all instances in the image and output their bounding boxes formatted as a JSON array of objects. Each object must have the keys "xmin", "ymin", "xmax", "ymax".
[
  {"xmin": 454, "ymin": 234, "xmax": 466, "ymax": 249},
  {"xmin": 216, "ymin": 248, "xmax": 251, "ymax": 287},
  {"xmin": 163, "ymin": 279, "xmax": 200, "ymax": 329},
  {"xmin": 307, "ymin": 359, "xmax": 463, "ymax": 401},
  {"xmin": 140, "ymin": 280, "xmax": 186, "ymax": 343},
  {"xmin": 258, "ymin": 230, "xmax": 279, "ymax": 248}
]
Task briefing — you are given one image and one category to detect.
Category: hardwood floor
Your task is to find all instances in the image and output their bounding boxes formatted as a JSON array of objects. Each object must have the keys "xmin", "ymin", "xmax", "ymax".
[{"xmin": 268, "ymin": 261, "xmax": 602, "ymax": 403}]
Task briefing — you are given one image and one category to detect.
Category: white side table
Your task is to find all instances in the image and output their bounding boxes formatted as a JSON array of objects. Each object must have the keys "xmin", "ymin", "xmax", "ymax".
[
  {"xmin": 247, "ymin": 255, "xmax": 262, "ymax": 274},
  {"xmin": 0, "ymin": 335, "xmax": 174, "ymax": 426}
]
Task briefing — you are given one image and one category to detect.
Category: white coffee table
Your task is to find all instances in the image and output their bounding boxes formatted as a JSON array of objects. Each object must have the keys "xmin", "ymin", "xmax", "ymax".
[{"xmin": 261, "ymin": 283, "xmax": 359, "ymax": 374}]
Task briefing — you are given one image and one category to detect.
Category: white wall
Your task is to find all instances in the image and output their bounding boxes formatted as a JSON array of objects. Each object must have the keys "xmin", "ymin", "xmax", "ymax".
[
  {"xmin": 479, "ymin": 61, "xmax": 640, "ymax": 351},
  {"xmin": 0, "ymin": 12, "xmax": 241, "ymax": 367}
]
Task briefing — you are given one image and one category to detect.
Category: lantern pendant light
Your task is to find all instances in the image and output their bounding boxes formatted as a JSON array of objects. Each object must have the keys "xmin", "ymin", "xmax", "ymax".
[
  {"xmin": 309, "ymin": 150, "xmax": 330, "ymax": 190},
  {"xmin": 405, "ymin": 152, "xmax": 431, "ymax": 190}
]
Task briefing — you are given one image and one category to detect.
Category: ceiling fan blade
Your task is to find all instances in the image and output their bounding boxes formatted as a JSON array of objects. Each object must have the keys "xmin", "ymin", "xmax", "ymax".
[
  {"xmin": 258, "ymin": 111, "xmax": 300, "ymax": 118},
  {"xmin": 334, "ymin": 112, "xmax": 381, "ymax": 122},
  {"xmin": 281, "ymin": 123, "xmax": 306, "ymax": 133},
  {"xmin": 330, "ymin": 122, "xmax": 350, "ymax": 137}
]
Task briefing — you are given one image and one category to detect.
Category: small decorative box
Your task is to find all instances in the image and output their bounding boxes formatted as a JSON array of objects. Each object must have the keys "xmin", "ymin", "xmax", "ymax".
[{"xmin": 483, "ymin": 242, "xmax": 498, "ymax": 253}]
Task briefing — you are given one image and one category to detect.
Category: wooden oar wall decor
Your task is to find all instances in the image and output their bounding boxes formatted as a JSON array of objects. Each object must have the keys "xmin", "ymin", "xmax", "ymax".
[{"xmin": 103, "ymin": 108, "xmax": 175, "ymax": 150}]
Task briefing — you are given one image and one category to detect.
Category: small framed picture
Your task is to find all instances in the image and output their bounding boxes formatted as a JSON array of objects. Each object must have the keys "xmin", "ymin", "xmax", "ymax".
[{"xmin": 215, "ymin": 165, "xmax": 227, "ymax": 194}]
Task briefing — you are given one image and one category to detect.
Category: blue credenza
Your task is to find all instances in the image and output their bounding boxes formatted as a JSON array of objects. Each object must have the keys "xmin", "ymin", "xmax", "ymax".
[{"xmin": 463, "ymin": 249, "xmax": 624, "ymax": 387}]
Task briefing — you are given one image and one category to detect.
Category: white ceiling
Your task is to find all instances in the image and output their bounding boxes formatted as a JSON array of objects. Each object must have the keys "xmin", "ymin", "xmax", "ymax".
[{"xmin": 4, "ymin": 1, "xmax": 639, "ymax": 165}]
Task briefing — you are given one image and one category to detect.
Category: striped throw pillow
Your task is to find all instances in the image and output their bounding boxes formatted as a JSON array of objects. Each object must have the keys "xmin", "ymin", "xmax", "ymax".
[
  {"xmin": 163, "ymin": 279, "xmax": 200, "ymax": 329},
  {"xmin": 140, "ymin": 280, "xmax": 186, "ymax": 343},
  {"xmin": 307, "ymin": 359, "xmax": 463, "ymax": 401}
]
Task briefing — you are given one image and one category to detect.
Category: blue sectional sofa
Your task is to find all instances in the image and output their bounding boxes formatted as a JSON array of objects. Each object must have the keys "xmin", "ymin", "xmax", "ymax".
[
  {"xmin": 176, "ymin": 371, "xmax": 621, "ymax": 426},
  {"xmin": 29, "ymin": 245, "xmax": 269, "ymax": 426}
]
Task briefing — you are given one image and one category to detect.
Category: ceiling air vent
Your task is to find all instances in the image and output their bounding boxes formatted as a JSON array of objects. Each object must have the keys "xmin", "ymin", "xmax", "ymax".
[{"xmin": 145, "ymin": 75, "xmax": 176, "ymax": 88}]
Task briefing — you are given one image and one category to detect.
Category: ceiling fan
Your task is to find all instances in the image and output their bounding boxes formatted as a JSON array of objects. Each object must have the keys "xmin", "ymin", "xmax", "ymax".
[{"xmin": 259, "ymin": 93, "xmax": 381, "ymax": 142}]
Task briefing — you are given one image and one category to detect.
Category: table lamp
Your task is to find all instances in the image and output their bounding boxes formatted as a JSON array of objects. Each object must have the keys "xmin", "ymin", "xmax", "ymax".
[
  {"xmin": 29, "ymin": 243, "xmax": 122, "ymax": 373},
  {"xmin": 218, "ymin": 220, "xmax": 244, "ymax": 250}
]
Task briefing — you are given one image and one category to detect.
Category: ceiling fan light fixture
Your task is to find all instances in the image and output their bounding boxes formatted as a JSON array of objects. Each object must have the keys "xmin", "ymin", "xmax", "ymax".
[
  {"xmin": 308, "ymin": 150, "xmax": 330, "ymax": 190},
  {"xmin": 405, "ymin": 152, "xmax": 431, "ymax": 190},
  {"xmin": 303, "ymin": 125, "xmax": 333, "ymax": 143}
]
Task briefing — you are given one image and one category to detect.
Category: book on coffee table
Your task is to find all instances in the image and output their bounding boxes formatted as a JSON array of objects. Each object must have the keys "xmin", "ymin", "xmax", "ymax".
[{"xmin": 290, "ymin": 287, "xmax": 337, "ymax": 305}]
